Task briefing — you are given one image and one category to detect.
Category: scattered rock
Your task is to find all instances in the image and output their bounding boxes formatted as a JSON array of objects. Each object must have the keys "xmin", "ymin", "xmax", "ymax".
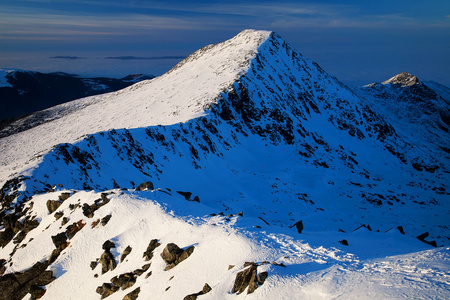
[
  {"xmin": 59, "ymin": 192, "xmax": 71, "ymax": 201},
  {"xmin": 177, "ymin": 191, "xmax": 192, "ymax": 200},
  {"xmin": 82, "ymin": 203, "xmax": 94, "ymax": 218},
  {"xmin": 258, "ymin": 271, "xmax": 268, "ymax": 285},
  {"xmin": 100, "ymin": 193, "xmax": 111, "ymax": 204},
  {"xmin": 416, "ymin": 232, "xmax": 429, "ymax": 241},
  {"xmin": 193, "ymin": 195, "xmax": 200, "ymax": 203},
  {"xmin": 46, "ymin": 200, "xmax": 62, "ymax": 214},
  {"xmin": 91, "ymin": 219, "xmax": 101, "ymax": 228},
  {"xmin": 397, "ymin": 226, "xmax": 405, "ymax": 235},
  {"xmin": 232, "ymin": 262, "xmax": 265, "ymax": 294},
  {"xmin": 111, "ymin": 272, "xmax": 136, "ymax": 290},
  {"xmin": 290, "ymin": 220, "xmax": 303, "ymax": 233},
  {"xmin": 161, "ymin": 243, "xmax": 183, "ymax": 265},
  {"xmin": 54, "ymin": 211, "xmax": 64, "ymax": 220},
  {"xmin": 61, "ymin": 217, "xmax": 69, "ymax": 226},
  {"xmin": 51, "ymin": 232, "xmax": 68, "ymax": 248},
  {"xmin": 161, "ymin": 243, "xmax": 195, "ymax": 270},
  {"xmin": 339, "ymin": 239, "xmax": 349, "ymax": 246},
  {"xmin": 228, "ymin": 265, "xmax": 235, "ymax": 270},
  {"xmin": 184, "ymin": 283, "xmax": 212, "ymax": 300},
  {"xmin": 121, "ymin": 246, "xmax": 132, "ymax": 262},
  {"xmin": 101, "ymin": 214, "xmax": 112, "ymax": 226},
  {"xmin": 90, "ymin": 260, "xmax": 98, "ymax": 270},
  {"xmin": 237, "ymin": 211, "xmax": 244, "ymax": 217},
  {"xmin": 100, "ymin": 241, "xmax": 117, "ymax": 274},
  {"xmin": 416, "ymin": 232, "xmax": 437, "ymax": 247},
  {"xmin": 136, "ymin": 181, "xmax": 154, "ymax": 191},
  {"xmin": 143, "ymin": 239, "xmax": 161, "ymax": 261},
  {"xmin": 96, "ymin": 282, "xmax": 116, "ymax": 299},
  {"xmin": 123, "ymin": 287, "xmax": 141, "ymax": 300},
  {"xmin": 66, "ymin": 220, "xmax": 86, "ymax": 239}
]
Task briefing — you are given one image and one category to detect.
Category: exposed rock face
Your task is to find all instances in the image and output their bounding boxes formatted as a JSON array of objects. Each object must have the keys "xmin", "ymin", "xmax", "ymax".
[
  {"xmin": 231, "ymin": 262, "xmax": 263, "ymax": 294},
  {"xmin": 382, "ymin": 72, "xmax": 420, "ymax": 87},
  {"xmin": 0, "ymin": 261, "xmax": 55, "ymax": 300},
  {"xmin": 161, "ymin": 243, "xmax": 195, "ymax": 270}
]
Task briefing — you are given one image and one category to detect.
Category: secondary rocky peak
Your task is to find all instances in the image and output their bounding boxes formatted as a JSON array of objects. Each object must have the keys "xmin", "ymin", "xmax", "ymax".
[{"xmin": 382, "ymin": 72, "xmax": 420, "ymax": 87}]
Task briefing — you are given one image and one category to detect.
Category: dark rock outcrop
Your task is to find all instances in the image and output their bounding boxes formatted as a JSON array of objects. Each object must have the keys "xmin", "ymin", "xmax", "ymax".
[
  {"xmin": 46, "ymin": 200, "xmax": 62, "ymax": 214},
  {"xmin": 0, "ymin": 261, "xmax": 55, "ymax": 300},
  {"xmin": 290, "ymin": 220, "xmax": 303, "ymax": 234},
  {"xmin": 143, "ymin": 239, "xmax": 161, "ymax": 261},
  {"xmin": 231, "ymin": 262, "xmax": 267, "ymax": 294},
  {"xmin": 184, "ymin": 283, "xmax": 212, "ymax": 300},
  {"xmin": 339, "ymin": 239, "xmax": 349, "ymax": 246},
  {"xmin": 100, "ymin": 240, "xmax": 117, "ymax": 274},
  {"xmin": 123, "ymin": 287, "xmax": 141, "ymax": 300},
  {"xmin": 121, "ymin": 245, "xmax": 132, "ymax": 263},
  {"xmin": 136, "ymin": 181, "xmax": 154, "ymax": 191}
]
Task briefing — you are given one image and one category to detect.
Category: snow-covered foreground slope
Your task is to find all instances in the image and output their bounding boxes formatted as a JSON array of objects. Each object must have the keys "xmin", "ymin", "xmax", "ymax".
[
  {"xmin": 0, "ymin": 30, "xmax": 449, "ymax": 299},
  {"xmin": 1, "ymin": 189, "xmax": 448, "ymax": 300}
]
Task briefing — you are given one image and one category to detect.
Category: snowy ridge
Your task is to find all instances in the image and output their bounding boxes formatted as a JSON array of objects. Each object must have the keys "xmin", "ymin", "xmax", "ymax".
[
  {"xmin": 0, "ymin": 30, "xmax": 449, "ymax": 299},
  {"xmin": 0, "ymin": 30, "xmax": 270, "ymax": 178}
]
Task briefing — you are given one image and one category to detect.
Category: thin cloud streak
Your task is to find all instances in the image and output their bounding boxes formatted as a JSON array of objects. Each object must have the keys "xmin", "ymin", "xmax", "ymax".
[{"xmin": 105, "ymin": 56, "xmax": 186, "ymax": 60}]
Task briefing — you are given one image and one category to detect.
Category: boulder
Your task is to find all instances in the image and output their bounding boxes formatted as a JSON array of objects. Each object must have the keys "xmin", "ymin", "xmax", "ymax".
[
  {"xmin": 161, "ymin": 243, "xmax": 183, "ymax": 265},
  {"xmin": 58, "ymin": 192, "xmax": 71, "ymax": 201},
  {"xmin": 101, "ymin": 214, "xmax": 112, "ymax": 226},
  {"xmin": 102, "ymin": 240, "xmax": 116, "ymax": 251},
  {"xmin": 136, "ymin": 181, "xmax": 154, "ymax": 191},
  {"xmin": 51, "ymin": 232, "xmax": 68, "ymax": 248},
  {"xmin": 54, "ymin": 211, "xmax": 64, "ymax": 220},
  {"xmin": 161, "ymin": 243, "xmax": 195, "ymax": 270},
  {"xmin": 339, "ymin": 239, "xmax": 349, "ymax": 246},
  {"xmin": 82, "ymin": 203, "xmax": 94, "ymax": 218},
  {"xmin": 46, "ymin": 200, "xmax": 62, "ymax": 214},
  {"xmin": 232, "ymin": 263, "xmax": 259, "ymax": 294}
]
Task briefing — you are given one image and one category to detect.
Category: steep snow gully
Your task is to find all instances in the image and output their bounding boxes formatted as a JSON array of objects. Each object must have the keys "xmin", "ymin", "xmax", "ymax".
[{"xmin": 0, "ymin": 30, "xmax": 449, "ymax": 299}]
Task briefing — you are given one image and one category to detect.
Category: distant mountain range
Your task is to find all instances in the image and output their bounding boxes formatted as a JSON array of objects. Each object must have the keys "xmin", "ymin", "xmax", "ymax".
[
  {"xmin": 0, "ymin": 69, "xmax": 154, "ymax": 120},
  {"xmin": 0, "ymin": 30, "xmax": 449, "ymax": 300}
]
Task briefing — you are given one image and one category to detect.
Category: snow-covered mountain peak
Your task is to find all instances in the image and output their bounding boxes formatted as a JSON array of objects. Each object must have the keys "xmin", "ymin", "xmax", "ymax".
[{"xmin": 382, "ymin": 71, "xmax": 420, "ymax": 87}]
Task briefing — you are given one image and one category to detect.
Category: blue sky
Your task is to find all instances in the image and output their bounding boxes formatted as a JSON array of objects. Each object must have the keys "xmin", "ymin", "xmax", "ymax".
[{"xmin": 1, "ymin": 0, "xmax": 449, "ymax": 86}]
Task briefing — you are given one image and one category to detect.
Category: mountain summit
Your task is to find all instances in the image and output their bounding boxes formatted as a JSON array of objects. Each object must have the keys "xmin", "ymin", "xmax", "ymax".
[
  {"xmin": 382, "ymin": 71, "xmax": 420, "ymax": 87},
  {"xmin": 0, "ymin": 30, "xmax": 449, "ymax": 299}
]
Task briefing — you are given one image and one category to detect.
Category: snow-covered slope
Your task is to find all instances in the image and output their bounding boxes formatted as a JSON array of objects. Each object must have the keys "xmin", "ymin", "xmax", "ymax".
[{"xmin": 0, "ymin": 30, "xmax": 449, "ymax": 299}]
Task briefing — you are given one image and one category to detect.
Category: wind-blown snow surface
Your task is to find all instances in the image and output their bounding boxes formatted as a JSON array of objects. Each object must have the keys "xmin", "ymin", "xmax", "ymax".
[{"xmin": 0, "ymin": 30, "xmax": 449, "ymax": 299}]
